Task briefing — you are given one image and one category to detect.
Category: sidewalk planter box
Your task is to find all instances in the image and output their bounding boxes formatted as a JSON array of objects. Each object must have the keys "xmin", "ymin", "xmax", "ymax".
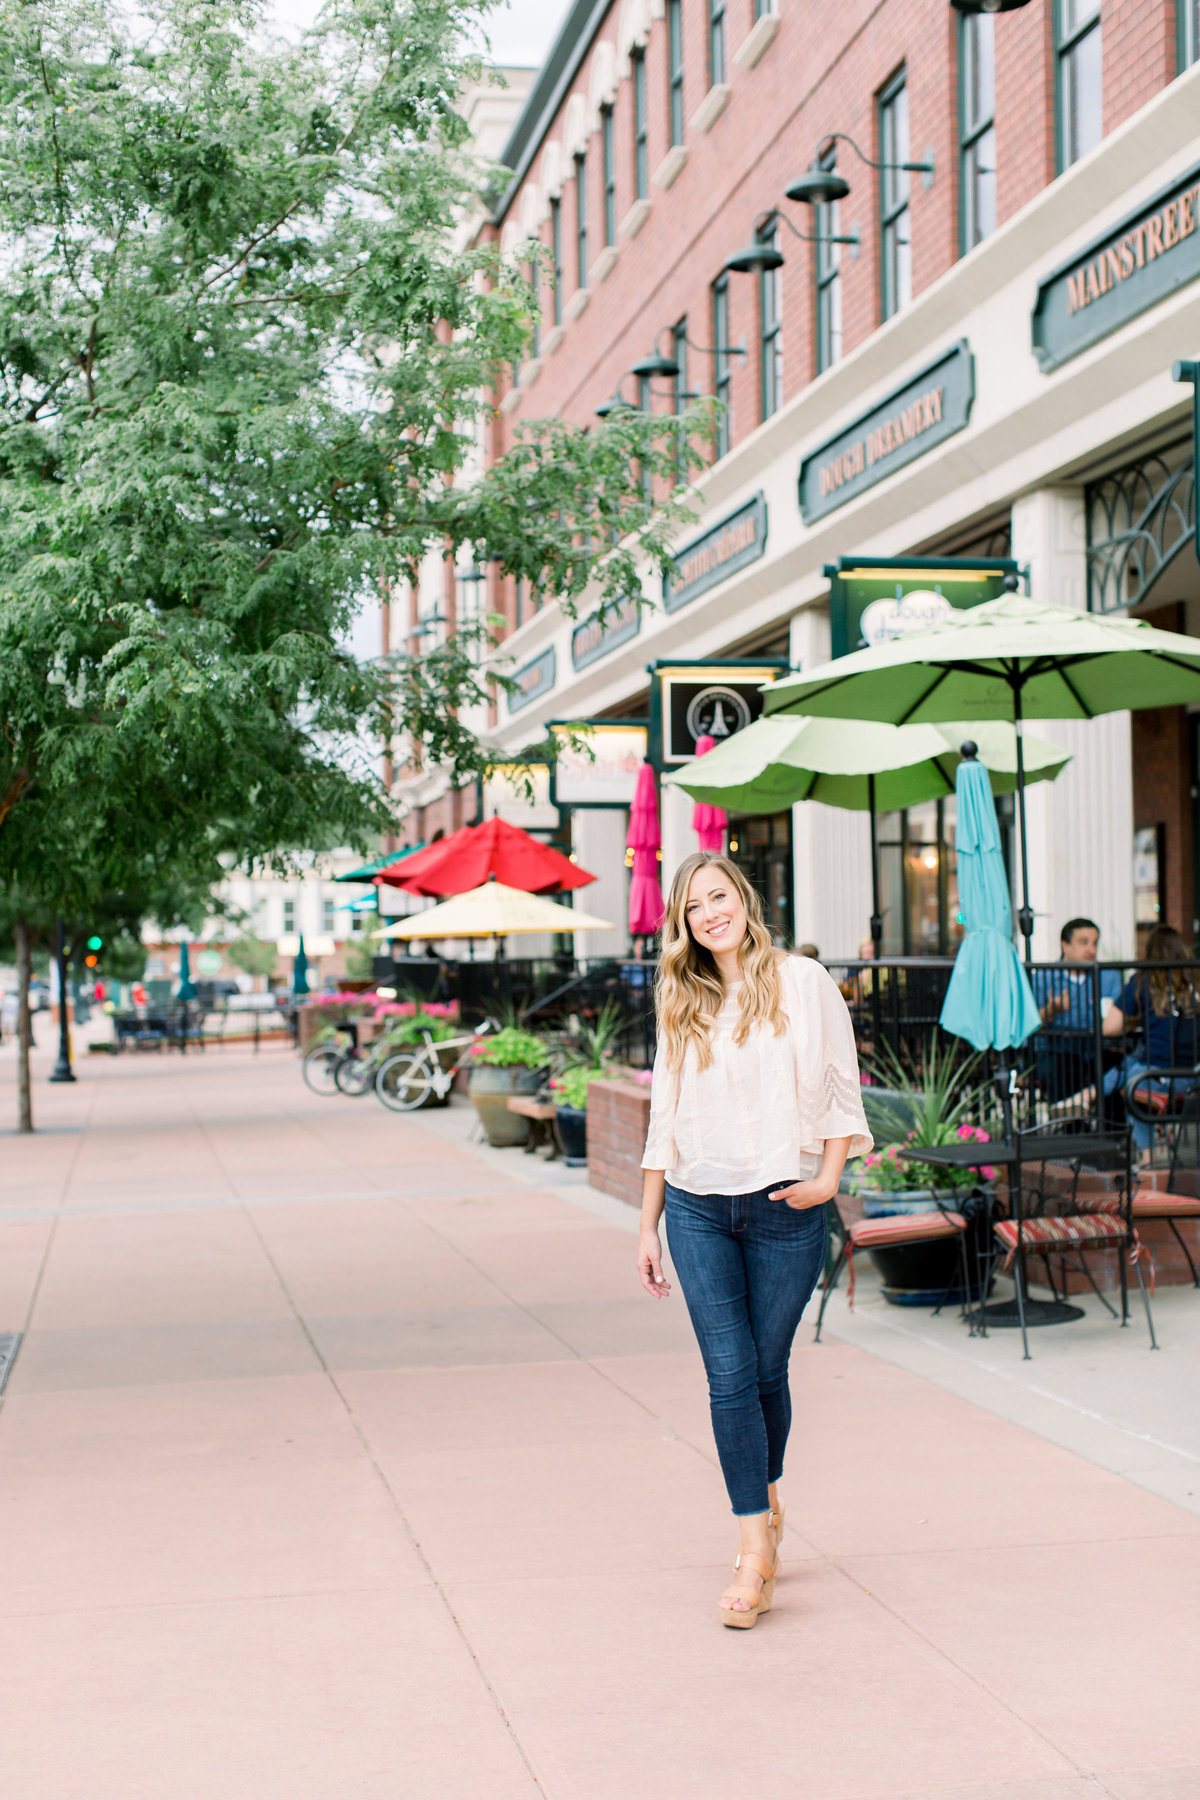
[
  {"xmin": 468, "ymin": 1064, "xmax": 543, "ymax": 1145},
  {"xmin": 586, "ymin": 1079, "xmax": 651, "ymax": 1206}
]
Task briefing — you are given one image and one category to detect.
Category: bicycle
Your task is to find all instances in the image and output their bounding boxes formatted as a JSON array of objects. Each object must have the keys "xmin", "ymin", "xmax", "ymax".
[
  {"xmin": 375, "ymin": 1020, "xmax": 494, "ymax": 1112},
  {"xmin": 301, "ymin": 1029, "xmax": 358, "ymax": 1096}
]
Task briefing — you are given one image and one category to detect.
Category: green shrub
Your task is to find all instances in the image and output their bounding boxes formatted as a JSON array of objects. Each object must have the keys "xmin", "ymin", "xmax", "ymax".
[
  {"xmin": 550, "ymin": 1066, "xmax": 606, "ymax": 1111},
  {"xmin": 468, "ymin": 1026, "xmax": 550, "ymax": 1069}
]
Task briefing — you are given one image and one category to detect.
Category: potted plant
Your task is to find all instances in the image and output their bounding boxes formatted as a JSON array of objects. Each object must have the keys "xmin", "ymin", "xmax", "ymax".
[
  {"xmin": 466, "ymin": 1026, "xmax": 551, "ymax": 1146},
  {"xmin": 851, "ymin": 1043, "xmax": 998, "ymax": 1305},
  {"xmin": 548, "ymin": 1065, "xmax": 605, "ymax": 1166}
]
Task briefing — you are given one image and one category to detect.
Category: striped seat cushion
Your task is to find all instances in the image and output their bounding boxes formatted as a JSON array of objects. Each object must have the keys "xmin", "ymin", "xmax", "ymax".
[
  {"xmin": 849, "ymin": 1212, "xmax": 965, "ymax": 1251},
  {"xmin": 994, "ymin": 1214, "xmax": 1125, "ymax": 1253},
  {"xmin": 1133, "ymin": 1187, "xmax": 1200, "ymax": 1219}
]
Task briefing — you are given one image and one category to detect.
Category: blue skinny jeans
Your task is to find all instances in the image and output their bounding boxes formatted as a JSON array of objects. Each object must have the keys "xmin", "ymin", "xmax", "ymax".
[{"xmin": 664, "ymin": 1181, "xmax": 828, "ymax": 1517}]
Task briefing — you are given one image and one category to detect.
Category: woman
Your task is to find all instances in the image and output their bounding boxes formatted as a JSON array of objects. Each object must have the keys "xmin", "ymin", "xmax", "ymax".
[
  {"xmin": 637, "ymin": 853, "xmax": 871, "ymax": 1629},
  {"xmin": 1103, "ymin": 923, "xmax": 1200, "ymax": 1155}
]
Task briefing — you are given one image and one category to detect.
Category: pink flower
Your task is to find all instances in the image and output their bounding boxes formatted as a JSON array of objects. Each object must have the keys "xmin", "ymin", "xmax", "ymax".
[{"xmin": 981, "ymin": 1165, "xmax": 998, "ymax": 1182}]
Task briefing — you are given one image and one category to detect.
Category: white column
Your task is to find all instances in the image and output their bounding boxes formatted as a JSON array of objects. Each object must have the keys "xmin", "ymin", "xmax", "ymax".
[
  {"xmin": 788, "ymin": 604, "xmax": 873, "ymax": 958},
  {"xmin": 570, "ymin": 808, "xmax": 631, "ymax": 959},
  {"xmin": 1010, "ymin": 489, "xmax": 1135, "ymax": 959}
]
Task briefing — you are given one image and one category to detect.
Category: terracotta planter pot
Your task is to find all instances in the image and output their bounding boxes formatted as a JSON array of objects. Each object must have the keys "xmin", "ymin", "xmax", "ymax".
[{"xmin": 467, "ymin": 1063, "xmax": 544, "ymax": 1145}]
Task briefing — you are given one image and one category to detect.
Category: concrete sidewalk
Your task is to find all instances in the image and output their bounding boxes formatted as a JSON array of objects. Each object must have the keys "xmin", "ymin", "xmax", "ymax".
[{"xmin": 0, "ymin": 1039, "xmax": 1197, "ymax": 1800}]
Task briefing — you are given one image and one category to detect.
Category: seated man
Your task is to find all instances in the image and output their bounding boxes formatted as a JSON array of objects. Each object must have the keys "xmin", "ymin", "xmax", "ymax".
[{"xmin": 1031, "ymin": 917, "xmax": 1122, "ymax": 1105}]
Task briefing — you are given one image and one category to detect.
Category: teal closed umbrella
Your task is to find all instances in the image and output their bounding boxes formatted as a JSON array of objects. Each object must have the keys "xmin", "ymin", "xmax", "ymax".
[
  {"xmin": 292, "ymin": 937, "xmax": 311, "ymax": 998},
  {"xmin": 940, "ymin": 745, "xmax": 1040, "ymax": 1054},
  {"xmin": 176, "ymin": 940, "xmax": 199, "ymax": 1002}
]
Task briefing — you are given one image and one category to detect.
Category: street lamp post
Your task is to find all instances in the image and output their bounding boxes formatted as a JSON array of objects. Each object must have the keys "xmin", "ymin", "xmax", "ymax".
[{"xmin": 48, "ymin": 919, "xmax": 76, "ymax": 1084}]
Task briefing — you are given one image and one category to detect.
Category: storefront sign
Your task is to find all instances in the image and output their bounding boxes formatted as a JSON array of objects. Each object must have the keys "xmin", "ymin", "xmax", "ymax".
[
  {"xmin": 797, "ymin": 344, "xmax": 975, "ymax": 524},
  {"xmin": 550, "ymin": 722, "xmax": 648, "ymax": 807},
  {"xmin": 482, "ymin": 762, "xmax": 557, "ymax": 829},
  {"xmin": 662, "ymin": 494, "xmax": 768, "ymax": 613},
  {"xmin": 1032, "ymin": 161, "xmax": 1200, "ymax": 371},
  {"xmin": 828, "ymin": 556, "xmax": 1020, "ymax": 659},
  {"xmin": 571, "ymin": 595, "xmax": 642, "ymax": 671},
  {"xmin": 651, "ymin": 661, "xmax": 786, "ymax": 766},
  {"xmin": 506, "ymin": 646, "xmax": 557, "ymax": 714}
]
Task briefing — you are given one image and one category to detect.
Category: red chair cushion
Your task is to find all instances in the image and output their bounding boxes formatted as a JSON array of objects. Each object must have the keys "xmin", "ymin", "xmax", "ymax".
[
  {"xmin": 1132, "ymin": 1187, "xmax": 1200, "ymax": 1219},
  {"xmin": 849, "ymin": 1212, "xmax": 965, "ymax": 1250},
  {"xmin": 1129, "ymin": 1086, "xmax": 1176, "ymax": 1116},
  {"xmin": 994, "ymin": 1215, "xmax": 1125, "ymax": 1252}
]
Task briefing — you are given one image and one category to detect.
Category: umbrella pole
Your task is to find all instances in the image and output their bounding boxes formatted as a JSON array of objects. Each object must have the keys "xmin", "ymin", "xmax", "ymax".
[
  {"xmin": 1011, "ymin": 677, "xmax": 1035, "ymax": 967},
  {"xmin": 868, "ymin": 774, "xmax": 884, "ymax": 959}
]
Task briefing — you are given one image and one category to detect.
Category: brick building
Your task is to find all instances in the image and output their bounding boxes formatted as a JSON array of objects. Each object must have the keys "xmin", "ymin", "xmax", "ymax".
[{"xmin": 398, "ymin": 0, "xmax": 1200, "ymax": 961}]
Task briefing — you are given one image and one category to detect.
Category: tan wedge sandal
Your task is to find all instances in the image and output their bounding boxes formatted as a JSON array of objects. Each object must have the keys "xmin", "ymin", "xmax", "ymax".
[{"xmin": 719, "ymin": 1548, "xmax": 779, "ymax": 1630}]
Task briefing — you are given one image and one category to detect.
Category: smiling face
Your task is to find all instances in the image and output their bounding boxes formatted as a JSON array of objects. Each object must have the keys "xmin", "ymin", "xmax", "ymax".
[{"xmin": 684, "ymin": 863, "xmax": 748, "ymax": 960}]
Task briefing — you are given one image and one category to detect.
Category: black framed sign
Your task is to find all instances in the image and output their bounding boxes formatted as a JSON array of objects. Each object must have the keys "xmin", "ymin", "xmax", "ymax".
[
  {"xmin": 649, "ymin": 660, "xmax": 787, "ymax": 767},
  {"xmin": 827, "ymin": 555, "xmax": 1021, "ymax": 659}
]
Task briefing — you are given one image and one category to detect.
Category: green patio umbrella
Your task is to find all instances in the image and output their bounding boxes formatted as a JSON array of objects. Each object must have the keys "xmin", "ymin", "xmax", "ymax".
[
  {"xmin": 335, "ymin": 844, "xmax": 424, "ymax": 884},
  {"xmin": 292, "ymin": 937, "xmax": 311, "ymax": 998},
  {"xmin": 939, "ymin": 747, "xmax": 1041, "ymax": 1055},
  {"xmin": 763, "ymin": 590, "xmax": 1200, "ymax": 958},
  {"xmin": 176, "ymin": 940, "xmax": 199, "ymax": 1002},
  {"xmin": 663, "ymin": 713, "xmax": 1070, "ymax": 953}
]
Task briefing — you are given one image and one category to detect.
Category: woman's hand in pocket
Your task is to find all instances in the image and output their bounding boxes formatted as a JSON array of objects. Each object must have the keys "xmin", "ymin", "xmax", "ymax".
[{"xmin": 769, "ymin": 1176, "xmax": 837, "ymax": 1210}]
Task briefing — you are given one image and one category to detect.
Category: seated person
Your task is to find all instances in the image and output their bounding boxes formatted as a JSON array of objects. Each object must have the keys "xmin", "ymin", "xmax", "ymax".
[
  {"xmin": 1103, "ymin": 923, "xmax": 1200, "ymax": 1155},
  {"xmin": 1031, "ymin": 917, "xmax": 1122, "ymax": 1104}
]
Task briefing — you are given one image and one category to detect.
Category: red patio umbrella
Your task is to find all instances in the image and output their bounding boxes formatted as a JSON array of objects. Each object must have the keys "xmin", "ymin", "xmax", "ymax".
[
  {"xmin": 627, "ymin": 762, "xmax": 664, "ymax": 937},
  {"xmin": 376, "ymin": 816, "xmax": 596, "ymax": 897},
  {"xmin": 690, "ymin": 735, "xmax": 727, "ymax": 853}
]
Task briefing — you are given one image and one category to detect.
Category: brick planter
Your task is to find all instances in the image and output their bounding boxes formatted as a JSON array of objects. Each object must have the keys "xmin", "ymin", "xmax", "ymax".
[{"xmin": 586, "ymin": 1080, "xmax": 651, "ymax": 1207}]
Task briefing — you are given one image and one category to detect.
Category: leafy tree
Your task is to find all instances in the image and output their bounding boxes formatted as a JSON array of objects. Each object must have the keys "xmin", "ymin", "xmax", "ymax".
[{"xmin": 227, "ymin": 933, "xmax": 280, "ymax": 987}]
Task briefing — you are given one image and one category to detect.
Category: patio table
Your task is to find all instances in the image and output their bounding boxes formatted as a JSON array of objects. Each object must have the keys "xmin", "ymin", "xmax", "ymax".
[{"xmin": 898, "ymin": 1136, "xmax": 1101, "ymax": 1330}]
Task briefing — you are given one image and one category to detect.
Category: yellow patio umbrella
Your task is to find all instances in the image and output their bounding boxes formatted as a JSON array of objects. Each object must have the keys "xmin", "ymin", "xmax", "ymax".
[{"xmin": 372, "ymin": 880, "xmax": 613, "ymax": 945}]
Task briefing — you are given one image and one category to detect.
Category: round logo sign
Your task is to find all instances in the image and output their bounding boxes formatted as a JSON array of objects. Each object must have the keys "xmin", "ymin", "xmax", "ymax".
[
  {"xmin": 197, "ymin": 950, "xmax": 224, "ymax": 975},
  {"xmin": 859, "ymin": 588, "xmax": 953, "ymax": 646},
  {"xmin": 685, "ymin": 685, "xmax": 752, "ymax": 745}
]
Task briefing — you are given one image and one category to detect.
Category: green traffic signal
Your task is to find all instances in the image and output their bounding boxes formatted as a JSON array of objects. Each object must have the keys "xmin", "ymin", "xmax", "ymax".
[{"xmin": 86, "ymin": 935, "xmax": 103, "ymax": 950}]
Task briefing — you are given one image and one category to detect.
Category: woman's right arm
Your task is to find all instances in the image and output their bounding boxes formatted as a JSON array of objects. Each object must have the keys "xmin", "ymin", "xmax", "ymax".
[{"xmin": 637, "ymin": 1169, "xmax": 671, "ymax": 1298}]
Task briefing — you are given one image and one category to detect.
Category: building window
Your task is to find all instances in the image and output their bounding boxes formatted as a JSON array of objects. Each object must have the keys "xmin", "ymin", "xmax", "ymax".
[
  {"xmin": 637, "ymin": 372, "xmax": 652, "ymax": 498},
  {"xmin": 709, "ymin": 0, "xmax": 726, "ymax": 88},
  {"xmin": 632, "ymin": 50, "xmax": 648, "ymax": 197},
  {"xmin": 753, "ymin": 0, "xmax": 771, "ymax": 18},
  {"xmin": 1182, "ymin": 0, "xmax": 1200, "ymax": 68},
  {"xmin": 814, "ymin": 149, "xmax": 843, "ymax": 373},
  {"xmin": 549, "ymin": 198, "xmax": 563, "ymax": 325},
  {"xmin": 667, "ymin": 0, "xmax": 684, "ymax": 147},
  {"xmin": 574, "ymin": 153, "xmax": 588, "ymax": 288},
  {"xmin": 758, "ymin": 221, "xmax": 782, "ymax": 422},
  {"xmin": 322, "ymin": 896, "xmax": 336, "ymax": 934},
  {"xmin": 959, "ymin": 14, "xmax": 996, "ymax": 252},
  {"xmin": 282, "ymin": 898, "xmax": 295, "ymax": 934},
  {"xmin": 515, "ymin": 579, "xmax": 526, "ymax": 627},
  {"xmin": 1057, "ymin": 0, "xmax": 1102, "ymax": 170},
  {"xmin": 712, "ymin": 274, "xmax": 732, "ymax": 458},
  {"xmin": 601, "ymin": 106, "xmax": 617, "ymax": 247},
  {"xmin": 878, "ymin": 71, "xmax": 912, "ymax": 321},
  {"xmin": 526, "ymin": 259, "xmax": 540, "ymax": 358},
  {"xmin": 672, "ymin": 317, "xmax": 689, "ymax": 474}
]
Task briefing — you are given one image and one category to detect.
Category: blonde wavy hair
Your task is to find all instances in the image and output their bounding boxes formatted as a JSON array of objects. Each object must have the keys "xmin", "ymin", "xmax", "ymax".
[{"xmin": 655, "ymin": 852, "xmax": 786, "ymax": 1072}]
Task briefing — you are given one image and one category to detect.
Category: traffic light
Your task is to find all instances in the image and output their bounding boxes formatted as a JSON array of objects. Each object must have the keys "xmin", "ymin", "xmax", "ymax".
[
  {"xmin": 86, "ymin": 935, "xmax": 102, "ymax": 951},
  {"xmin": 84, "ymin": 935, "xmax": 102, "ymax": 970}
]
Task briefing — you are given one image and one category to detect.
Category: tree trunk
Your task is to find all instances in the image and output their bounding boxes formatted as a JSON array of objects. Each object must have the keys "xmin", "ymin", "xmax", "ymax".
[{"xmin": 14, "ymin": 917, "xmax": 33, "ymax": 1133}]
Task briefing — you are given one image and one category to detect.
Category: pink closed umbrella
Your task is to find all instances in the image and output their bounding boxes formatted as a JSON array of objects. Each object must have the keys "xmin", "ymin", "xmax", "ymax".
[
  {"xmin": 627, "ymin": 762, "xmax": 664, "ymax": 937},
  {"xmin": 690, "ymin": 734, "xmax": 728, "ymax": 852}
]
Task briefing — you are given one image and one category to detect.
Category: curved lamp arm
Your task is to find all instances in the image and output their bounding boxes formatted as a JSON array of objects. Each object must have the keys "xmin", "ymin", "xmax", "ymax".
[
  {"xmin": 754, "ymin": 208, "xmax": 859, "ymax": 250},
  {"xmin": 817, "ymin": 131, "xmax": 935, "ymax": 181}
]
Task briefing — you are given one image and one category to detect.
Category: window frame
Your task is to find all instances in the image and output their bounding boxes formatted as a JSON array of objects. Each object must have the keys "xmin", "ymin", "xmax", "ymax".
[
  {"xmin": 1179, "ymin": 0, "xmax": 1200, "ymax": 70},
  {"xmin": 709, "ymin": 0, "xmax": 726, "ymax": 88},
  {"xmin": 527, "ymin": 257, "xmax": 540, "ymax": 358},
  {"xmin": 632, "ymin": 49, "xmax": 649, "ymax": 198},
  {"xmin": 574, "ymin": 152, "xmax": 588, "ymax": 289},
  {"xmin": 878, "ymin": 69, "xmax": 912, "ymax": 323},
  {"xmin": 549, "ymin": 198, "xmax": 563, "ymax": 326},
  {"xmin": 958, "ymin": 12, "xmax": 996, "ymax": 255},
  {"xmin": 814, "ymin": 147, "xmax": 842, "ymax": 374},
  {"xmin": 601, "ymin": 105, "xmax": 617, "ymax": 246},
  {"xmin": 671, "ymin": 317, "xmax": 689, "ymax": 475},
  {"xmin": 667, "ymin": 0, "xmax": 684, "ymax": 147},
  {"xmin": 712, "ymin": 274, "xmax": 732, "ymax": 459},
  {"xmin": 757, "ymin": 219, "xmax": 782, "ymax": 423},
  {"xmin": 1054, "ymin": 0, "xmax": 1103, "ymax": 174}
]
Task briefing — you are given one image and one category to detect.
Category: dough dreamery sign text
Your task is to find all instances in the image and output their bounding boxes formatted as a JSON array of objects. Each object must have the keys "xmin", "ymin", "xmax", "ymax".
[
  {"xmin": 797, "ymin": 344, "xmax": 975, "ymax": 524},
  {"xmin": 1032, "ymin": 160, "xmax": 1200, "ymax": 371}
]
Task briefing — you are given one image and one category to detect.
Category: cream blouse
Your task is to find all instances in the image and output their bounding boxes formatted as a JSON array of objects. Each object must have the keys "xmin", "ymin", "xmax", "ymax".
[{"xmin": 641, "ymin": 954, "xmax": 873, "ymax": 1194}]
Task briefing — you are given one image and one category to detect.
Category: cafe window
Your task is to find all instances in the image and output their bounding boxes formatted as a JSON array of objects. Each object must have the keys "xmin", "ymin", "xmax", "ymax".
[
  {"xmin": 712, "ymin": 274, "xmax": 732, "ymax": 458},
  {"xmin": 632, "ymin": 50, "xmax": 648, "ymax": 198},
  {"xmin": 728, "ymin": 811, "xmax": 793, "ymax": 943},
  {"xmin": 878, "ymin": 70, "xmax": 912, "ymax": 321},
  {"xmin": 601, "ymin": 105, "xmax": 617, "ymax": 247},
  {"xmin": 1056, "ymin": 0, "xmax": 1102, "ymax": 172},
  {"xmin": 667, "ymin": 0, "xmax": 684, "ymax": 147},
  {"xmin": 959, "ymin": 12, "xmax": 996, "ymax": 253},
  {"xmin": 814, "ymin": 147, "xmax": 843, "ymax": 373},
  {"xmin": 758, "ymin": 220, "xmax": 783, "ymax": 422},
  {"xmin": 877, "ymin": 799, "xmax": 968, "ymax": 957}
]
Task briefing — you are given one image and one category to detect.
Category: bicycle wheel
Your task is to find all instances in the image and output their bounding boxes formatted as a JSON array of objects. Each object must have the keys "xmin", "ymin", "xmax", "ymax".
[
  {"xmin": 375, "ymin": 1052, "xmax": 435, "ymax": 1112},
  {"xmin": 335, "ymin": 1049, "xmax": 378, "ymax": 1097},
  {"xmin": 302, "ymin": 1045, "xmax": 344, "ymax": 1096}
]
